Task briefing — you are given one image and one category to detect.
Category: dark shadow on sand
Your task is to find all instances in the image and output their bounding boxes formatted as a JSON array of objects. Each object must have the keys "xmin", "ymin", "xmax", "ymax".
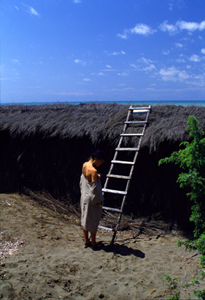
[{"xmin": 96, "ymin": 243, "xmax": 145, "ymax": 258}]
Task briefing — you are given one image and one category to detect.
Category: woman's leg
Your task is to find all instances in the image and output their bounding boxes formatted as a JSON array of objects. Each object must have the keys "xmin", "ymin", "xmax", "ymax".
[
  {"xmin": 82, "ymin": 228, "xmax": 90, "ymax": 246},
  {"xmin": 91, "ymin": 232, "xmax": 96, "ymax": 247}
]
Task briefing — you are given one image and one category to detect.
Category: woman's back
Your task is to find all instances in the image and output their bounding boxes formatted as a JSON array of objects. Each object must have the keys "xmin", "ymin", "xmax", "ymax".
[{"xmin": 82, "ymin": 161, "xmax": 97, "ymax": 183}]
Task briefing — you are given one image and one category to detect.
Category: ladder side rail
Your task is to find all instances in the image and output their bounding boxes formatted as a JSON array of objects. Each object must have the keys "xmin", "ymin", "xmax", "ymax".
[
  {"xmin": 110, "ymin": 194, "xmax": 127, "ymax": 245},
  {"xmin": 117, "ymin": 195, "xmax": 127, "ymax": 227}
]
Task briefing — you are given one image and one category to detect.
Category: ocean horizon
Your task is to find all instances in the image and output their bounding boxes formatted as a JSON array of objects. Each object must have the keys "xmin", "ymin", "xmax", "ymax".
[{"xmin": 1, "ymin": 100, "xmax": 205, "ymax": 107}]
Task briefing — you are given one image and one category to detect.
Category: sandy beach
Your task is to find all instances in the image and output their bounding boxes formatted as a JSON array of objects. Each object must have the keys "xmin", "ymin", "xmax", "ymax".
[{"xmin": 0, "ymin": 193, "xmax": 204, "ymax": 300}]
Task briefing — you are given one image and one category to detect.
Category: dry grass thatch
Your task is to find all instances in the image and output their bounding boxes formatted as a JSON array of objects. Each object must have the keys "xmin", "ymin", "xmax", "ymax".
[{"xmin": 1, "ymin": 103, "xmax": 205, "ymax": 152}]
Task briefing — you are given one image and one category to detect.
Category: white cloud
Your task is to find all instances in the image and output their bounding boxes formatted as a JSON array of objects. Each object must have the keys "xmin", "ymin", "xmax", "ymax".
[
  {"xmin": 105, "ymin": 50, "xmax": 126, "ymax": 56},
  {"xmin": 23, "ymin": 4, "xmax": 40, "ymax": 16},
  {"xmin": 177, "ymin": 20, "xmax": 205, "ymax": 32},
  {"xmin": 143, "ymin": 64, "xmax": 156, "ymax": 72},
  {"xmin": 118, "ymin": 19, "xmax": 205, "ymax": 41},
  {"xmin": 83, "ymin": 78, "xmax": 91, "ymax": 81},
  {"xmin": 117, "ymin": 72, "xmax": 128, "ymax": 76},
  {"xmin": 162, "ymin": 50, "xmax": 170, "ymax": 55},
  {"xmin": 201, "ymin": 48, "xmax": 205, "ymax": 55},
  {"xmin": 106, "ymin": 65, "xmax": 112, "ymax": 68},
  {"xmin": 130, "ymin": 63, "xmax": 138, "ymax": 69},
  {"xmin": 15, "ymin": 6, "xmax": 19, "ymax": 11},
  {"xmin": 30, "ymin": 7, "xmax": 39, "ymax": 16},
  {"xmin": 175, "ymin": 43, "xmax": 183, "ymax": 48},
  {"xmin": 178, "ymin": 70, "xmax": 190, "ymax": 80},
  {"xmin": 117, "ymin": 32, "xmax": 128, "ymax": 39},
  {"xmin": 169, "ymin": 1, "xmax": 173, "ymax": 11},
  {"xmin": 98, "ymin": 72, "xmax": 104, "ymax": 76},
  {"xmin": 0, "ymin": 77, "xmax": 17, "ymax": 81},
  {"xmin": 159, "ymin": 66, "xmax": 189, "ymax": 82},
  {"xmin": 159, "ymin": 20, "xmax": 205, "ymax": 36},
  {"xmin": 117, "ymin": 23, "xmax": 155, "ymax": 39},
  {"xmin": 130, "ymin": 59, "xmax": 156, "ymax": 73},
  {"xmin": 189, "ymin": 55, "xmax": 201, "ymax": 62},
  {"xmin": 159, "ymin": 66, "xmax": 179, "ymax": 78},
  {"xmin": 130, "ymin": 24, "xmax": 155, "ymax": 35},
  {"xmin": 185, "ymin": 74, "xmax": 205, "ymax": 87},
  {"xmin": 101, "ymin": 68, "xmax": 118, "ymax": 72},
  {"xmin": 176, "ymin": 58, "xmax": 186, "ymax": 63},
  {"xmin": 123, "ymin": 87, "xmax": 135, "ymax": 91},
  {"xmin": 74, "ymin": 59, "xmax": 86, "ymax": 66},
  {"xmin": 138, "ymin": 57, "xmax": 153, "ymax": 64},
  {"xmin": 48, "ymin": 91, "xmax": 93, "ymax": 96},
  {"xmin": 159, "ymin": 21, "xmax": 178, "ymax": 35},
  {"xmin": 11, "ymin": 59, "xmax": 20, "ymax": 64},
  {"xmin": 73, "ymin": 0, "xmax": 81, "ymax": 3}
]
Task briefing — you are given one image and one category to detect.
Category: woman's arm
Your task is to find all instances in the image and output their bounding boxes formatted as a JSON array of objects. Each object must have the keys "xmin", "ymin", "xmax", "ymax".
[{"xmin": 90, "ymin": 169, "xmax": 97, "ymax": 183}]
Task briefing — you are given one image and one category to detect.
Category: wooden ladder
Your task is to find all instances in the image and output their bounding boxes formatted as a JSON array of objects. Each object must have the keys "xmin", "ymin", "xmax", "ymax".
[{"xmin": 99, "ymin": 105, "xmax": 151, "ymax": 245}]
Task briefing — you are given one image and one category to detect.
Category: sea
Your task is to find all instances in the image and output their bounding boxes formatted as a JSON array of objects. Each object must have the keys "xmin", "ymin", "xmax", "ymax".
[{"xmin": 1, "ymin": 100, "xmax": 205, "ymax": 107}]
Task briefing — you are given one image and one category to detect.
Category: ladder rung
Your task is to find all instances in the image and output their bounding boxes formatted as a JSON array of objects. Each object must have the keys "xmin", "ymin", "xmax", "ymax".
[
  {"xmin": 116, "ymin": 147, "xmax": 139, "ymax": 151},
  {"xmin": 129, "ymin": 106, "xmax": 151, "ymax": 110},
  {"xmin": 133, "ymin": 110, "xmax": 149, "ymax": 113},
  {"xmin": 111, "ymin": 160, "xmax": 134, "ymax": 165},
  {"xmin": 102, "ymin": 188, "xmax": 127, "ymax": 195},
  {"xmin": 98, "ymin": 225, "xmax": 116, "ymax": 232},
  {"xmin": 107, "ymin": 174, "xmax": 131, "ymax": 180},
  {"xmin": 120, "ymin": 133, "xmax": 143, "ymax": 137},
  {"xmin": 102, "ymin": 206, "xmax": 122, "ymax": 213},
  {"xmin": 125, "ymin": 121, "xmax": 147, "ymax": 124}
]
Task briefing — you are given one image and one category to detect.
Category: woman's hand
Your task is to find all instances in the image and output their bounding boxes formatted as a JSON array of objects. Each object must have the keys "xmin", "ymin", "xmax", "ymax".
[{"xmin": 97, "ymin": 173, "xmax": 101, "ymax": 180}]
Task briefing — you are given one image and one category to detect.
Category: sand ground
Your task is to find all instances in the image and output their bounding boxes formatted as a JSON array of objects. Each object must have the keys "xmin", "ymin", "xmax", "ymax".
[{"xmin": 0, "ymin": 193, "xmax": 204, "ymax": 300}]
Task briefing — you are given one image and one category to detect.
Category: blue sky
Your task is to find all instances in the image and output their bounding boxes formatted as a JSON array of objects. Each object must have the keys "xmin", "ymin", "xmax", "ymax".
[{"xmin": 1, "ymin": 0, "xmax": 205, "ymax": 103}]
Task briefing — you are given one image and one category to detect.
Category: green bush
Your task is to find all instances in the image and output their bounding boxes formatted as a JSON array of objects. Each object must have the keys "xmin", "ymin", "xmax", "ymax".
[
  {"xmin": 159, "ymin": 115, "xmax": 205, "ymax": 238},
  {"xmin": 159, "ymin": 116, "xmax": 205, "ymax": 299},
  {"xmin": 163, "ymin": 274, "xmax": 180, "ymax": 300}
]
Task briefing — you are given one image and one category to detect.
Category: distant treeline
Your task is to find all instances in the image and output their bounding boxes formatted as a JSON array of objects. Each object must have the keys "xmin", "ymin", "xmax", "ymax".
[{"xmin": 1, "ymin": 103, "xmax": 205, "ymax": 230}]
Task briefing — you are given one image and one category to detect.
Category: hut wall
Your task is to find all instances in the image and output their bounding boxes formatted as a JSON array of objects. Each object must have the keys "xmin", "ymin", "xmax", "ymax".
[{"xmin": 0, "ymin": 130, "xmax": 191, "ymax": 230}]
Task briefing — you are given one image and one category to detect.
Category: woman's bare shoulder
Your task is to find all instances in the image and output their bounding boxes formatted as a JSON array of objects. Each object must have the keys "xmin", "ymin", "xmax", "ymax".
[{"xmin": 82, "ymin": 162, "xmax": 97, "ymax": 182}]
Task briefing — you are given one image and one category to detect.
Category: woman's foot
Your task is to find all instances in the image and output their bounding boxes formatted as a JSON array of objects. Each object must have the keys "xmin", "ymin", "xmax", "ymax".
[
  {"xmin": 91, "ymin": 241, "xmax": 104, "ymax": 250},
  {"xmin": 84, "ymin": 241, "xmax": 91, "ymax": 248}
]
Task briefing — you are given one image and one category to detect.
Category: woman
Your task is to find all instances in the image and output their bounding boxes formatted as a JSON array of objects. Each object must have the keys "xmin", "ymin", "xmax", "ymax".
[{"xmin": 80, "ymin": 150, "xmax": 106, "ymax": 249}]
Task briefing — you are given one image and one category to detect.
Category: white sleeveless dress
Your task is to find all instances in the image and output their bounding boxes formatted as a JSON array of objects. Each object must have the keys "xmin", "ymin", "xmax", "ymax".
[{"xmin": 80, "ymin": 173, "xmax": 104, "ymax": 233}]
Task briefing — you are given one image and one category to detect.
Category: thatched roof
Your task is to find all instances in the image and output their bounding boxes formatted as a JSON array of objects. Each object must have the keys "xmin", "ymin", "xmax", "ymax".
[{"xmin": 1, "ymin": 103, "xmax": 205, "ymax": 152}]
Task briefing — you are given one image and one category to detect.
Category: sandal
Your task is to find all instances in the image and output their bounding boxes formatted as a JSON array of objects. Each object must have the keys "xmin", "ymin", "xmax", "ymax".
[
  {"xmin": 91, "ymin": 241, "xmax": 104, "ymax": 250},
  {"xmin": 84, "ymin": 241, "xmax": 91, "ymax": 248}
]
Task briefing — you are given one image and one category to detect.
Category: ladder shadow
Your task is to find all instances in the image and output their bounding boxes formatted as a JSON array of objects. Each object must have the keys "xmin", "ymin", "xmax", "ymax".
[{"xmin": 101, "ymin": 243, "xmax": 145, "ymax": 258}]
